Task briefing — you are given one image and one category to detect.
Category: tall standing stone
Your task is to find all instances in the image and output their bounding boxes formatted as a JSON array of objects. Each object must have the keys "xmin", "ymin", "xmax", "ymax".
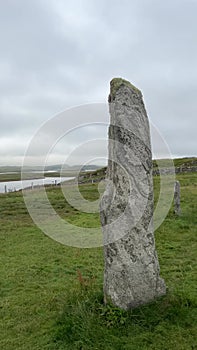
[{"xmin": 100, "ymin": 78, "xmax": 166, "ymax": 310}]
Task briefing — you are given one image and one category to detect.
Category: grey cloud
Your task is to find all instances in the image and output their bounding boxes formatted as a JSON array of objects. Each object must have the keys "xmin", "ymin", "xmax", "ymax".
[{"xmin": 0, "ymin": 0, "xmax": 196, "ymax": 164}]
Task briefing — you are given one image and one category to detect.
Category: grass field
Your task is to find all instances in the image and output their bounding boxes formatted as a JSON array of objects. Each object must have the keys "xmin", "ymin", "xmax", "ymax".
[{"xmin": 0, "ymin": 173, "xmax": 196, "ymax": 349}]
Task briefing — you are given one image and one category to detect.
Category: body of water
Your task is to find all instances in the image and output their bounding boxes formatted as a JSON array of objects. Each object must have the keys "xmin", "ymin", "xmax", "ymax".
[{"xmin": 0, "ymin": 177, "xmax": 74, "ymax": 194}]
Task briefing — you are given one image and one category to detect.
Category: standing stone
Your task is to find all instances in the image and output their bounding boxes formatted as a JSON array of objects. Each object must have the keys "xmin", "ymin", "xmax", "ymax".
[
  {"xmin": 174, "ymin": 180, "xmax": 181, "ymax": 216},
  {"xmin": 100, "ymin": 78, "xmax": 166, "ymax": 310}
]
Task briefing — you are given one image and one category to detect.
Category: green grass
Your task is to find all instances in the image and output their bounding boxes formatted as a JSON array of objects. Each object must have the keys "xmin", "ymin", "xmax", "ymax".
[{"xmin": 0, "ymin": 173, "xmax": 196, "ymax": 349}]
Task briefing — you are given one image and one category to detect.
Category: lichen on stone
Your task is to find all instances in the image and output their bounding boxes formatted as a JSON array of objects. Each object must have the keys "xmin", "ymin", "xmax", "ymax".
[{"xmin": 110, "ymin": 77, "xmax": 141, "ymax": 100}]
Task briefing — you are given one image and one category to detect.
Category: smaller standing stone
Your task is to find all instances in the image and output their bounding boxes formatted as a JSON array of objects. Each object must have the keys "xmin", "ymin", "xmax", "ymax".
[{"xmin": 174, "ymin": 180, "xmax": 181, "ymax": 216}]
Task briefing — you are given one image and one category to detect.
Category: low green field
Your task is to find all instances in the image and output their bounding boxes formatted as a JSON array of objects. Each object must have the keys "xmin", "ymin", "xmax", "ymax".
[{"xmin": 0, "ymin": 173, "xmax": 196, "ymax": 349}]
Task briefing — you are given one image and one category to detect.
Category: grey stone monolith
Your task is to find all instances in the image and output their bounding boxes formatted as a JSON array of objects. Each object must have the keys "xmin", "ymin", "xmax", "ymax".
[
  {"xmin": 174, "ymin": 180, "xmax": 181, "ymax": 216},
  {"xmin": 100, "ymin": 78, "xmax": 166, "ymax": 310}
]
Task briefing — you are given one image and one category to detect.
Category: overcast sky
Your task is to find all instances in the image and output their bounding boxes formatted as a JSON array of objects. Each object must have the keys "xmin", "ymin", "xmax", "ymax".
[{"xmin": 0, "ymin": 0, "xmax": 196, "ymax": 166}]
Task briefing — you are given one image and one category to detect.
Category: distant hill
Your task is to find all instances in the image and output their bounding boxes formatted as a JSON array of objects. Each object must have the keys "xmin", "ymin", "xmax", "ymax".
[
  {"xmin": 0, "ymin": 157, "xmax": 196, "ymax": 176},
  {"xmin": 78, "ymin": 157, "xmax": 197, "ymax": 184},
  {"xmin": 0, "ymin": 166, "xmax": 22, "ymax": 173},
  {"xmin": 153, "ymin": 157, "xmax": 197, "ymax": 169},
  {"xmin": 0, "ymin": 164, "xmax": 102, "ymax": 173}
]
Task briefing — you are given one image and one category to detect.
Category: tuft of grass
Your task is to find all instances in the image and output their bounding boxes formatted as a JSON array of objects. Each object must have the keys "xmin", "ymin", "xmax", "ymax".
[{"xmin": 53, "ymin": 288, "xmax": 197, "ymax": 350}]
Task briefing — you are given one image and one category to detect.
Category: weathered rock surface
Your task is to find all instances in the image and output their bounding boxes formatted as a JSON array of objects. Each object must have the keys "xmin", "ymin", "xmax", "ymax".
[
  {"xmin": 100, "ymin": 78, "xmax": 166, "ymax": 310},
  {"xmin": 174, "ymin": 180, "xmax": 181, "ymax": 216}
]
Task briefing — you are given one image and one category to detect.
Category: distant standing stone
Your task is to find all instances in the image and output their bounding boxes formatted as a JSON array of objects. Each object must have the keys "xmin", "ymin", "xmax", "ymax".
[
  {"xmin": 174, "ymin": 180, "xmax": 181, "ymax": 216},
  {"xmin": 100, "ymin": 78, "xmax": 166, "ymax": 310}
]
